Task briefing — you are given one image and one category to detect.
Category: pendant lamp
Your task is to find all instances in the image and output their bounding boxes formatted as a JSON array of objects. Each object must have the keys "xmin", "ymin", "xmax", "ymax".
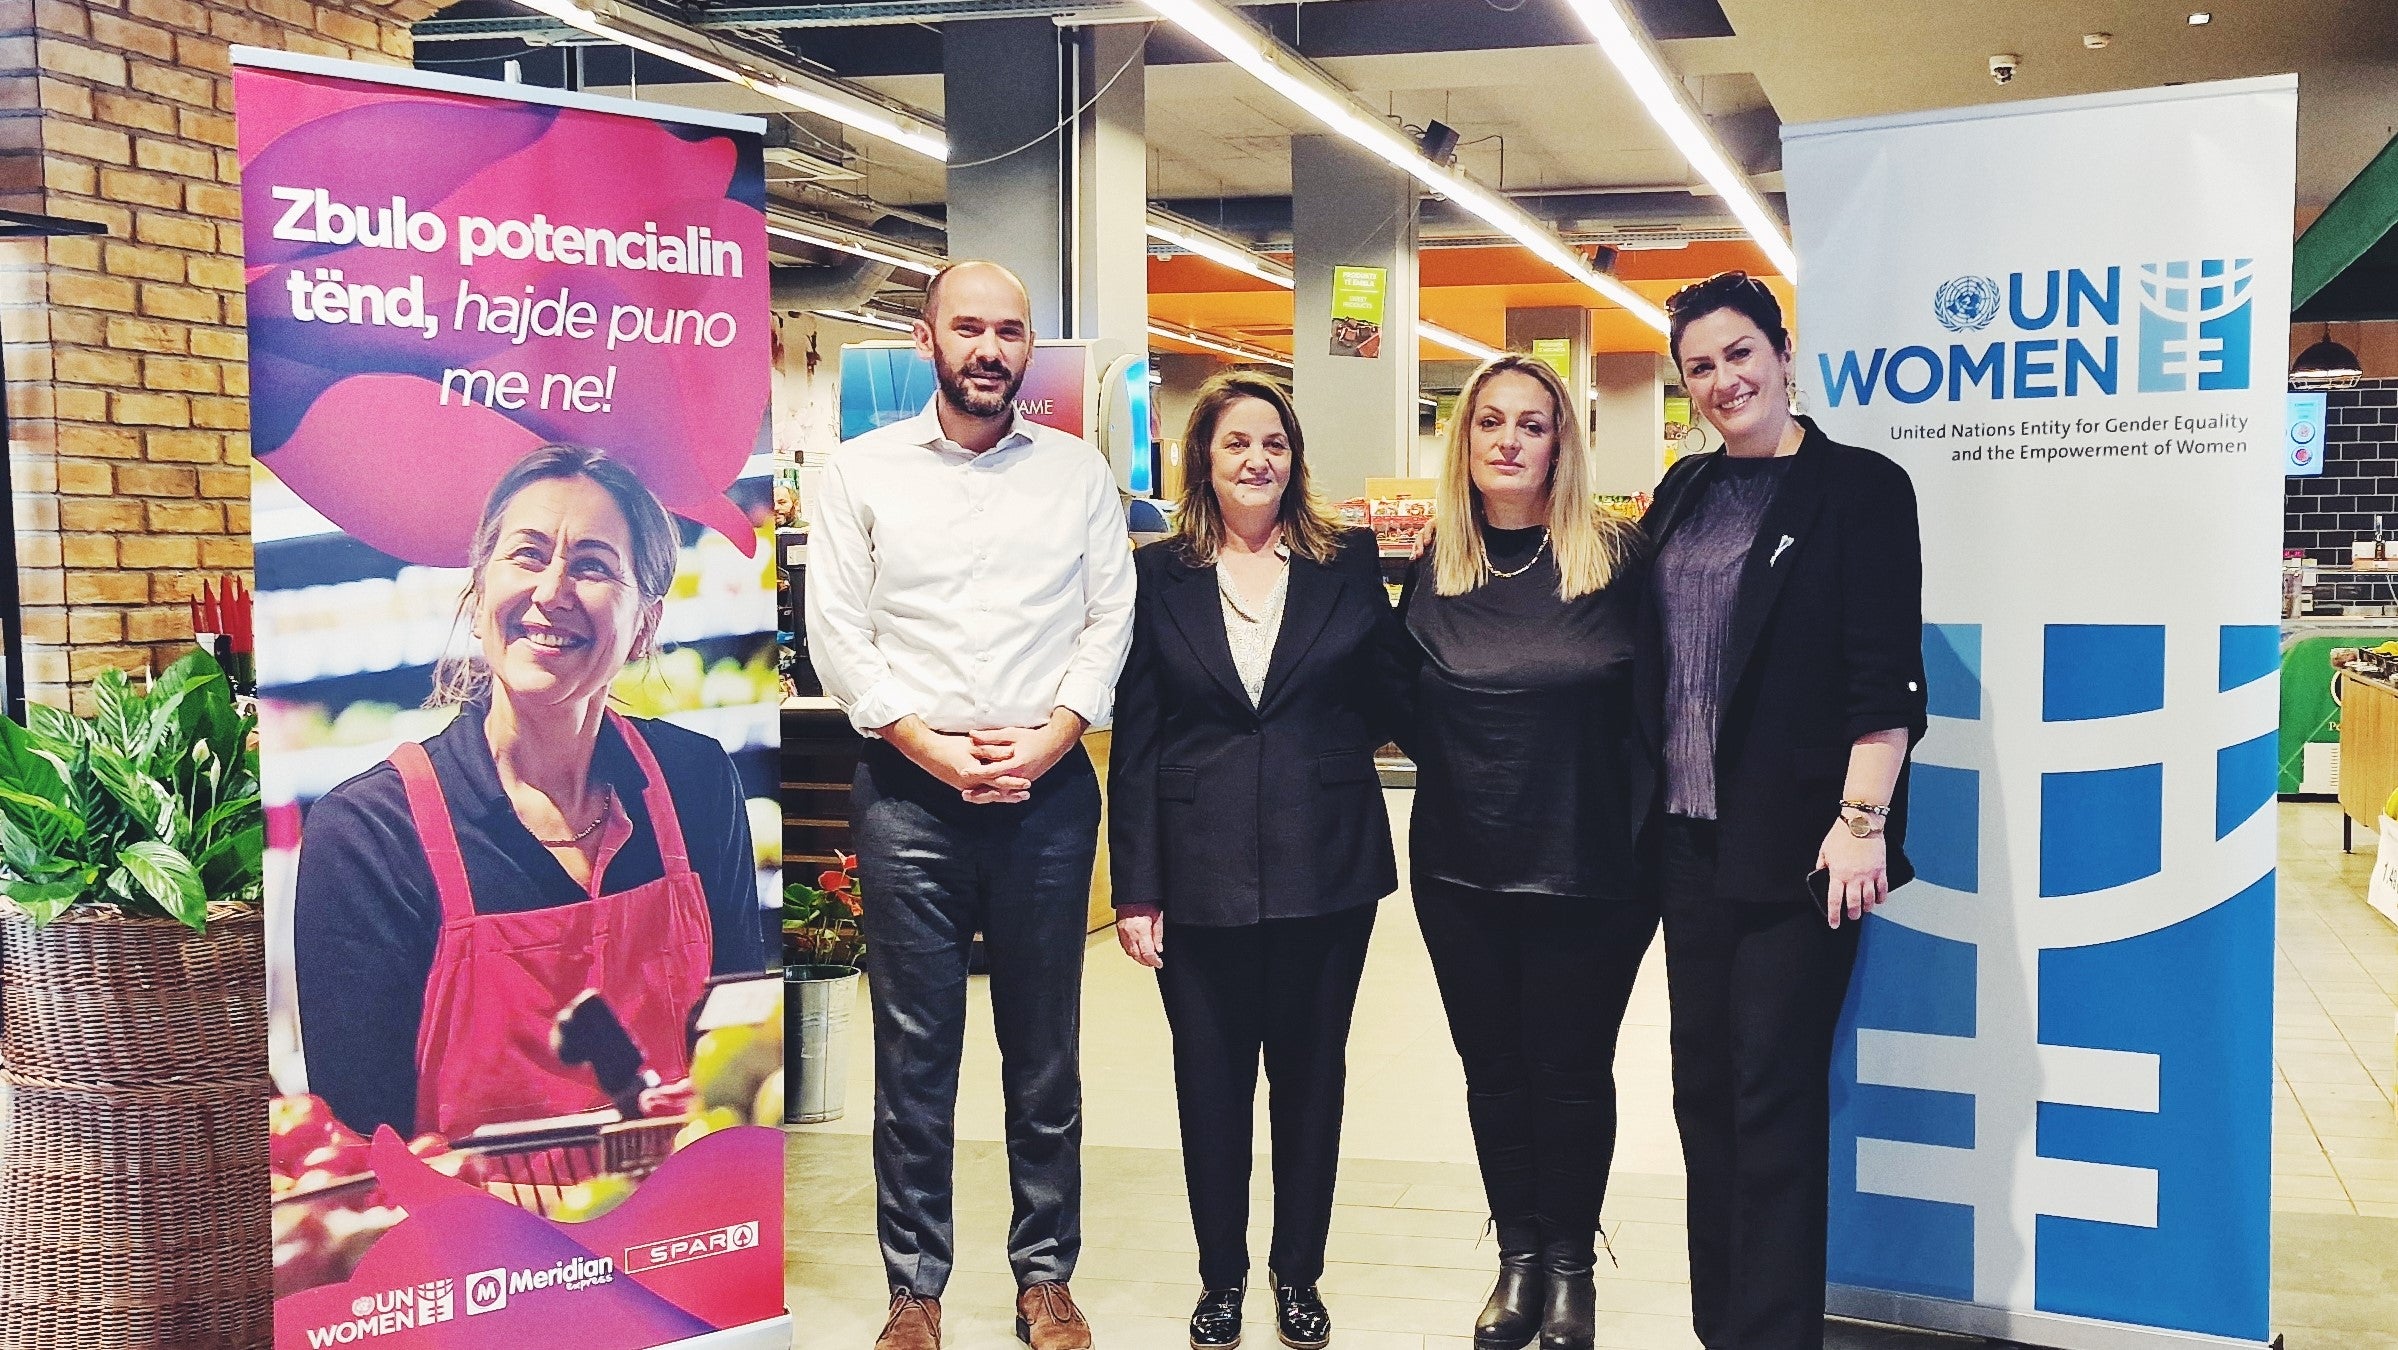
[{"xmin": 2292, "ymin": 325, "xmax": 2364, "ymax": 390}]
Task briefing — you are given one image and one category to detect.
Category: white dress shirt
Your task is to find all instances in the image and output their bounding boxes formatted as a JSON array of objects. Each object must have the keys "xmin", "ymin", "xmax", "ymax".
[{"xmin": 805, "ymin": 399, "xmax": 1138, "ymax": 737}]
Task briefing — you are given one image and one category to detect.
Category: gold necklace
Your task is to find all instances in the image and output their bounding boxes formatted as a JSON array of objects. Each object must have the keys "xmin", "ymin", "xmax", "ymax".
[
  {"xmin": 534, "ymin": 787, "xmax": 614, "ymax": 848},
  {"xmin": 1487, "ymin": 528, "xmax": 1550, "ymax": 579}
]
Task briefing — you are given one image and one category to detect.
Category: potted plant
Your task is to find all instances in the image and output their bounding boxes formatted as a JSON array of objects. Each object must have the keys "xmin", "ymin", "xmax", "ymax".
[
  {"xmin": 0, "ymin": 649, "xmax": 270, "ymax": 1347},
  {"xmin": 784, "ymin": 851, "xmax": 864, "ymax": 1123}
]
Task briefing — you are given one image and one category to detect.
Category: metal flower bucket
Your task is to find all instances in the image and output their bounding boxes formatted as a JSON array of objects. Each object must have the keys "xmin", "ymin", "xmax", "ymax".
[{"xmin": 787, "ymin": 965, "xmax": 862, "ymax": 1123}]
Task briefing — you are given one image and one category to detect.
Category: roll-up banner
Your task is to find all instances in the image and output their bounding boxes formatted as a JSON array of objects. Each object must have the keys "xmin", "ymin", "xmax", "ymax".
[
  {"xmin": 1785, "ymin": 77, "xmax": 2295, "ymax": 1349},
  {"xmin": 1793, "ymin": 76, "xmax": 2292, "ymax": 1350},
  {"xmin": 234, "ymin": 49, "xmax": 789, "ymax": 1350}
]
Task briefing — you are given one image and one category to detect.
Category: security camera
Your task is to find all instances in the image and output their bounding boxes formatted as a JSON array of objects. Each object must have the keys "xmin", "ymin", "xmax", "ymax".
[{"xmin": 1989, "ymin": 53, "xmax": 2020, "ymax": 84}]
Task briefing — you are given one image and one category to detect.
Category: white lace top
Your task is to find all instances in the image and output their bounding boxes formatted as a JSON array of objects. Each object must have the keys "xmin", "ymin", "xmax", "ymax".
[{"xmin": 1217, "ymin": 554, "xmax": 1290, "ymax": 707}]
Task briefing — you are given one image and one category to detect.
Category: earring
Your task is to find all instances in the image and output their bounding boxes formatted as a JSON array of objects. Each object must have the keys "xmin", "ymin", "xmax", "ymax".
[{"xmin": 1786, "ymin": 379, "xmax": 1805, "ymax": 416}]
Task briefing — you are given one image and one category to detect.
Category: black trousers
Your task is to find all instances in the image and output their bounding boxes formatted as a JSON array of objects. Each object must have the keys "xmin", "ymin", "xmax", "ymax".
[
  {"xmin": 852, "ymin": 742, "xmax": 1101, "ymax": 1299},
  {"xmin": 1157, "ymin": 904, "xmax": 1378, "ymax": 1289},
  {"xmin": 1413, "ymin": 876, "xmax": 1658, "ymax": 1264},
  {"xmin": 1656, "ymin": 816, "xmax": 1861, "ymax": 1350}
]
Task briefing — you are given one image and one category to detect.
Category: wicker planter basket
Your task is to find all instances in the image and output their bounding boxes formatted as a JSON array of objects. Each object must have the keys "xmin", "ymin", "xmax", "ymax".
[
  {"xmin": 0, "ymin": 905, "xmax": 266, "ymax": 1089},
  {"xmin": 0, "ymin": 904, "xmax": 271, "ymax": 1349}
]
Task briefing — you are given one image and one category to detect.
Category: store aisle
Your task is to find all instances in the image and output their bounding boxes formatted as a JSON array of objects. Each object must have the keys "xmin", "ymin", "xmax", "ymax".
[{"xmin": 789, "ymin": 799, "xmax": 2398, "ymax": 1349}]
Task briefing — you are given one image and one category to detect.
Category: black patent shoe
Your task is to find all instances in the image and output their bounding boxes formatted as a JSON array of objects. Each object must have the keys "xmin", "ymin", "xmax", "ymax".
[
  {"xmin": 1189, "ymin": 1284, "xmax": 1244, "ymax": 1350},
  {"xmin": 1270, "ymin": 1270, "xmax": 1331, "ymax": 1350},
  {"xmin": 1474, "ymin": 1253, "xmax": 1545, "ymax": 1350}
]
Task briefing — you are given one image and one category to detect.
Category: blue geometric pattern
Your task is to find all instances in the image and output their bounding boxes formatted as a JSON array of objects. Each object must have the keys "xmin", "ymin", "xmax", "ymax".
[
  {"xmin": 2214, "ymin": 731, "xmax": 2275, "ymax": 840},
  {"xmin": 2040, "ymin": 764, "xmax": 2163, "ymax": 896},
  {"xmin": 2216, "ymin": 625, "xmax": 2278, "ymax": 693},
  {"xmin": 2043, "ymin": 625, "xmax": 2165, "ymax": 722},
  {"xmin": 1924, "ymin": 623, "xmax": 1983, "ymax": 721},
  {"xmin": 1909, "ymin": 764, "xmax": 1980, "ymax": 894}
]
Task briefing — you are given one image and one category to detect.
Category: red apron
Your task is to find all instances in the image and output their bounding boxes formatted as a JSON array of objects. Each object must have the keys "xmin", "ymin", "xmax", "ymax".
[{"xmin": 394, "ymin": 711, "xmax": 714, "ymax": 1138}]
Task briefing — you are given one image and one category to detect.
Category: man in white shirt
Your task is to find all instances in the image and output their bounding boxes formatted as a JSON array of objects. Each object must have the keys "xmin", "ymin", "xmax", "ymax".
[{"xmin": 806, "ymin": 261, "xmax": 1135, "ymax": 1350}]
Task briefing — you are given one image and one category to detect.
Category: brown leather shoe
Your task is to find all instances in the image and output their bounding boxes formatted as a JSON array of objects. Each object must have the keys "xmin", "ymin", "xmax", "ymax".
[
  {"xmin": 875, "ymin": 1290, "xmax": 941, "ymax": 1350},
  {"xmin": 1015, "ymin": 1280, "xmax": 1093, "ymax": 1350}
]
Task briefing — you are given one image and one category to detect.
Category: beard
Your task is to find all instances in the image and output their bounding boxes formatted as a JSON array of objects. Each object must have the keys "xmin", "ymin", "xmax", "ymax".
[{"xmin": 934, "ymin": 348, "xmax": 1027, "ymax": 420}]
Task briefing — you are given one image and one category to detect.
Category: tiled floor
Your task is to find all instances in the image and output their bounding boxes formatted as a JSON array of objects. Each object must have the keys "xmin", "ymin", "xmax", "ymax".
[{"xmin": 789, "ymin": 799, "xmax": 2398, "ymax": 1348}]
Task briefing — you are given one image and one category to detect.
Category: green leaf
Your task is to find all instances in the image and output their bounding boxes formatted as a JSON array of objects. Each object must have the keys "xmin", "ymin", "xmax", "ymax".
[
  {"xmin": 0, "ymin": 715, "xmax": 67, "ymax": 799},
  {"xmin": 89, "ymin": 749, "xmax": 174, "ymax": 842},
  {"xmin": 195, "ymin": 821, "xmax": 263, "ymax": 895},
  {"xmin": 25, "ymin": 703, "xmax": 82, "ymax": 754},
  {"xmin": 115, "ymin": 840, "xmax": 205, "ymax": 930},
  {"xmin": 0, "ymin": 785, "xmax": 84, "ymax": 843},
  {"xmin": 4, "ymin": 878, "xmax": 88, "ymax": 926}
]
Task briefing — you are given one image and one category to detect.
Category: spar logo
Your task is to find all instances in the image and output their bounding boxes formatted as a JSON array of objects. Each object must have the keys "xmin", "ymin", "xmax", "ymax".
[
  {"xmin": 302, "ymin": 1280, "xmax": 455, "ymax": 1345},
  {"xmin": 625, "ymin": 1220, "xmax": 762, "ymax": 1273},
  {"xmin": 1819, "ymin": 260, "xmax": 2254, "ymax": 406}
]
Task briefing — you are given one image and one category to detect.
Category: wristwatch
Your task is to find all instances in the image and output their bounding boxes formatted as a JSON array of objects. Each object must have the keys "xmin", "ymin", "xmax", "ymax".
[{"xmin": 1840, "ymin": 799, "xmax": 1889, "ymax": 838}]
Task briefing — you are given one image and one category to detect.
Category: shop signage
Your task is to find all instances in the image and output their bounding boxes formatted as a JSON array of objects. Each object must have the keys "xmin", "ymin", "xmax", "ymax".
[
  {"xmin": 235, "ymin": 48, "xmax": 789, "ymax": 1350},
  {"xmin": 1787, "ymin": 77, "xmax": 2293, "ymax": 1349},
  {"xmin": 1329, "ymin": 264, "xmax": 1387, "ymax": 357}
]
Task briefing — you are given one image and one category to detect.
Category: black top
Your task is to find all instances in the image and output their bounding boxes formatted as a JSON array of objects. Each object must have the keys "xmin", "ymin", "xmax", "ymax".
[
  {"xmin": 1109, "ymin": 527, "xmax": 1404, "ymax": 926},
  {"xmin": 1631, "ymin": 417, "xmax": 1928, "ymax": 903},
  {"xmin": 293, "ymin": 703, "xmax": 767, "ymax": 1136},
  {"xmin": 1654, "ymin": 455, "xmax": 1793, "ymax": 819},
  {"xmin": 1396, "ymin": 524, "xmax": 1643, "ymax": 900}
]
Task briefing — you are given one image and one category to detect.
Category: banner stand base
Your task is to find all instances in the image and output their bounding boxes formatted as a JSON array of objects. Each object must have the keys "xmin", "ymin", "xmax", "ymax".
[
  {"xmin": 1830, "ymin": 1287, "xmax": 2270, "ymax": 1350},
  {"xmin": 660, "ymin": 1314, "xmax": 793, "ymax": 1349}
]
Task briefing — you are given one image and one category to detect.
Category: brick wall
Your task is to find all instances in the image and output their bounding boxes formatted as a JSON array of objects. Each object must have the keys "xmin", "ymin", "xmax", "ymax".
[
  {"xmin": 2283, "ymin": 378, "xmax": 2398, "ymax": 565},
  {"xmin": 0, "ymin": 0, "xmax": 441, "ymax": 710}
]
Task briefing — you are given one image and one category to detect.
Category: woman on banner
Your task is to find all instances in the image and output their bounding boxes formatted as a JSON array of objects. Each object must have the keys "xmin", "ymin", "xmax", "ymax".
[
  {"xmin": 295, "ymin": 445, "xmax": 766, "ymax": 1140},
  {"xmin": 1635, "ymin": 272, "xmax": 1926, "ymax": 1350},
  {"xmin": 1109, "ymin": 371, "xmax": 1403, "ymax": 1350},
  {"xmin": 1395, "ymin": 354, "xmax": 1652, "ymax": 1350}
]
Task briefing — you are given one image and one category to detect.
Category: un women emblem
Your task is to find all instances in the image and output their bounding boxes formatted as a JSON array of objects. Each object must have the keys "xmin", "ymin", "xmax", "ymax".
[{"xmin": 1932, "ymin": 275, "xmax": 2002, "ymax": 332}]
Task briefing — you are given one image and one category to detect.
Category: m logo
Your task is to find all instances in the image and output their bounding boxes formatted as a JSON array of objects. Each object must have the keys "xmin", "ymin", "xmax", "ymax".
[
  {"xmin": 2135, "ymin": 258, "xmax": 2252, "ymax": 393},
  {"xmin": 464, "ymin": 1269, "xmax": 509, "ymax": 1317}
]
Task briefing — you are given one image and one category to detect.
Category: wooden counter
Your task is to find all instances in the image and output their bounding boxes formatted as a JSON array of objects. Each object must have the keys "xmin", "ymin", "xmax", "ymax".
[
  {"xmin": 781, "ymin": 704, "xmax": 1115, "ymax": 932},
  {"xmin": 2338, "ymin": 670, "xmax": 2398, "ymax": 851}
]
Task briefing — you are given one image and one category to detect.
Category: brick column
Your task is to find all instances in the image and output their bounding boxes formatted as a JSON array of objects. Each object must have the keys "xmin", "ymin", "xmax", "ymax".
[{"xmin": 0, "ymin": 0, "xmax": 442, "ymax": 710}]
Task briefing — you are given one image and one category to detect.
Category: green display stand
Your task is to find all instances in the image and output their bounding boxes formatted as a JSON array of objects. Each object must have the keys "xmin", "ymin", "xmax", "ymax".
[{"xmin": 2281, "ymin": 634, "xmax": 2390, "ymax": 793}]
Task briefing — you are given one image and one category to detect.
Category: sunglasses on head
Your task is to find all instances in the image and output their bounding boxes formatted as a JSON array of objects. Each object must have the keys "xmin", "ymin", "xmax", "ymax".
[{"xmin": 1665, "ymin": 271, "xmax": 1774, "ymax": 316}]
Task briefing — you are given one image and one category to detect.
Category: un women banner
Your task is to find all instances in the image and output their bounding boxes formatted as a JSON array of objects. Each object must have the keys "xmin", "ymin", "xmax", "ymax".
[
  {"xmin": 234, "ymin": 49, "xmax": 790, "ymax": 1350},
  {"xmin": 1784, "ymin": 78, "xmax": 2295, "ymax": 1349}
]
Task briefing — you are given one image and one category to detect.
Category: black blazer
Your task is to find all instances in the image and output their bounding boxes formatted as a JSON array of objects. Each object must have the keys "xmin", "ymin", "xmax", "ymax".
[
  {"xmin": 1109, "ymin": 527, "xmax": 1402, "ymax": 926},
  {"xmin": 1632, "ymin": 417, "xmax": 1928, "ymax": 902}
]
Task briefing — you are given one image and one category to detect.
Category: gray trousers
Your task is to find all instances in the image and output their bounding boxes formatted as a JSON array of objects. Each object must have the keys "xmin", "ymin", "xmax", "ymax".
[{"xmin": 852, "ymin": 739, "xmax": 1100, "ymax": 1298}]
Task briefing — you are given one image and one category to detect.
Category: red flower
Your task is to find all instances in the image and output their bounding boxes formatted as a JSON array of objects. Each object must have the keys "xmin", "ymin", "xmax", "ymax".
[{"xmin": 820, "ymin": 869, "xmax": 853, "ymax": 894}]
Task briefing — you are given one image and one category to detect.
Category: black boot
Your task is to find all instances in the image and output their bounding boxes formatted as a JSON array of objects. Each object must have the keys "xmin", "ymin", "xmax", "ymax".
[
  {"xmin": 1188, "ymin": 1283, "xmax": 1244, "ymax": 1350},
  {"xmin": 1474, "ymin": 1224, "xmax": 1545, "ymax": 1350},
  {"xmin": 1269, "ymin": 1270, "xmax": 1330, "ymax": 1350},
  {"xmin": 1536, "ymin": 1246, "xmax": 1596, "ymax": 1350}
]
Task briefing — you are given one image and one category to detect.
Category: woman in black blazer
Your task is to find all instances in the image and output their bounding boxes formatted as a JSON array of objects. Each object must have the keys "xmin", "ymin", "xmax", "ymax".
[
  {"xmin": 1109, "ymin": 370, "xmax": 1401, "ymax": 1350},
  {"xmin": 1635, "ymin": 273, "xmax": 1927, "ymax": 1350},
  {"xmin": 1395, "ymin": 354, "xmax": 1652, "ymax": 1350}
]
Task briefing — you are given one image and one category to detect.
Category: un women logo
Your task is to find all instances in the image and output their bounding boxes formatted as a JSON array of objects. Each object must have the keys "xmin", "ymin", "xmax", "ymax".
[{"xmin": 1932, "ymin": 275, "xmax": 2002, "ymax": 332}]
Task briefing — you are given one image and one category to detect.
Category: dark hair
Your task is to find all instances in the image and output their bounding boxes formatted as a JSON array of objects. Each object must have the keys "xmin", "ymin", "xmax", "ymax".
[
  {"xmin": 1666, "ymin": 271, "xmax": 1790, "ymax": 368},
  {"xmin": 1170, "ymin": 370, "xmax": 1343, "ymax": 567},
  {"xmin": 430, "ymin": 445, "xmax": 681, "ymax": 707}
]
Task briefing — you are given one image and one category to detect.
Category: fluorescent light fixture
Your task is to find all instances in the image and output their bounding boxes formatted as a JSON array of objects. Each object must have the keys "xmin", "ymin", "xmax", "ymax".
[
  {"xmin": 1552, "ymin": 0, "xmax": 1797, "ymax": 278},
  {"xmin": 1146, "ymin": 216, "xmax": 1295, "ymax": 289},
  {"xmin": 816, "ymin": 308, "xmax": 913, "ymax": 334},
  {"xmin": 1418, "ymin": 396, "xmax": 1439, "ymax": 409},
  {"xmin": 768, "ymin": 219, "xmax": 942, "ymax": 276},
  {"xmin": 513, "ymin": 0, "xmax": 950, "ymax": 160},
  {"xmin": 1138, "ymin": 0, "xmax": 1668, "ymax": 333},
  {"xmin": 2187, "ymin": 11, "xmax": 2211, "ymax": 23},
  {"xmin": 1420, "ymin": 321, "xmax": 1503, "ymax": 361},
  {"xmin": 1148, "ymin": 321, "xmax": 1293, "ymax": 368}
]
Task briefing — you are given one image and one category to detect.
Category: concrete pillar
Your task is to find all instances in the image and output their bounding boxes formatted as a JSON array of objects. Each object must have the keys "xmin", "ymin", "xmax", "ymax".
[
  {"xmin": 943, "ymin": 18, "xmax": 1071, "ymax": 334},
  {"xmin": 1074, "ymin": 23, "xmax": 1147, "ymax": 364},
  {"xmin": 1591, "ymin": 351, "xmax": 1672, "ymax": 494},
  {"xmin": 1506, "ymin": 305, "xmax": 1593, "ymax": 439},
  {"xmin": 1291, "ymin": 134, "xmax": 1418, "ymax": 503}
]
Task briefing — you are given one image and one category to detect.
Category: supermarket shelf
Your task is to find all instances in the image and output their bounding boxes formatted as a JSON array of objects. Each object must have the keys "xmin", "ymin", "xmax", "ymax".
[
  {"xmin": 266, "ymin": 701, "xmax": 782, "ymax": 805},
  {"xmin": 262, "ymin": 630, "xmax": 773, "ymax": 701}
]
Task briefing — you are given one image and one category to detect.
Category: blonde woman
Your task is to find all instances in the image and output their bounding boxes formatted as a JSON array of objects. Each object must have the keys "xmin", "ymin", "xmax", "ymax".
[{"xmin": 1393, "ymin": 354, "xmax": 1653, "ymax": 1350}]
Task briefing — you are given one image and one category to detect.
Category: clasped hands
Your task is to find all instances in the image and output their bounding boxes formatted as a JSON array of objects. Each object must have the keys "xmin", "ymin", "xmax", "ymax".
[{"xmin": 890, "ymin": 710, "xmax": 1086, "ymax": 805}]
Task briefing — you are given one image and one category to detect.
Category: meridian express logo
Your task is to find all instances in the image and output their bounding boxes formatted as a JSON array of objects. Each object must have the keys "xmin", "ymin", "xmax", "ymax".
[{"xmin": 1820, "ymin": 260, "xmax": 2254, "ymax": 407}]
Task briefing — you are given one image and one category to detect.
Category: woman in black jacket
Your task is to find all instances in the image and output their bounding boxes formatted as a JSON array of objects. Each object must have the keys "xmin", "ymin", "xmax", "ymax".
[
  {"xmin": 1109, "ymin": 370, "xmax": 1401, "ymax": 1350},
  {"xmin": 1636, "ymin": 273, "xmax": 1927, "ymax": 1350},
  {"xmin": 1396, "ymin": 354, "xmax": 1652, "ymax": 1350}
]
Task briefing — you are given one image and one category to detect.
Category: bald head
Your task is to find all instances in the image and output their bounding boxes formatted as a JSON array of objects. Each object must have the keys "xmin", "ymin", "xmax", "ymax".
[{"xmin": 920, "ymin": 260, "xmax": 1032, "ymax": 328}]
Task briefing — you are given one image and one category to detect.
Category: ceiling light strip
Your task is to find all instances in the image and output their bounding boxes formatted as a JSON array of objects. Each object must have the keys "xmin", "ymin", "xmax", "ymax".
[
  {"xmin": 1137, "ymin": 0, "xmax": 1667, "ymax": 333},
  {"xmin": 767, "ymin": 218, "xmax": 944, "ymax": 276},
  {"xmin": 816, "ymin": 308, "xmax": 915, "ymax": 333},
  {"xmin": 1419, "ymin": 321, "xmax": 1503, "ymax": 361},
  {"xmin": 1554, "ymin": 0, "xmax": 1796, "ymax": 278},
  {"xmin": 1146, "ymin": 215, "xmax": 1295, "ymax": 288},
  {"xmin": 1148, "ymin": 321, "xmax": 1293, "ymax": 367},
  {"xmin": 513, "ymin": 0, "xmax": 951, "ymax": 160}
]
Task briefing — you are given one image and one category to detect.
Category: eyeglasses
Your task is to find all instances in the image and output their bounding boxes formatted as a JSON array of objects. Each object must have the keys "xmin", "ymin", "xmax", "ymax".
[{"xmin": 1665, "ymin": 270, "xmax": 1773, "ymax": 317}]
